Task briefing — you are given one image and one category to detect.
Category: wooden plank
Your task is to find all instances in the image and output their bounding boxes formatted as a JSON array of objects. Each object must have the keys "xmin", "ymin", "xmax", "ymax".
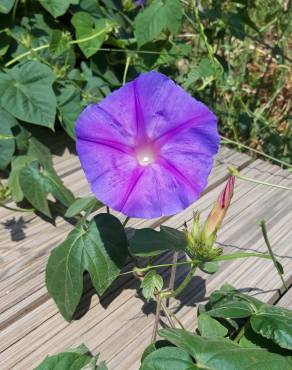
[
  {"xmin": 1, "ymin": 157, "xmax": 291, "ymax": 369},
  {"xmin": 276, "ymin": 288, "xmax": 292, "ymax": 309},
  {"xmin": 0, "ymin": 148, "xmax": 249, "ymax": 304},
  {"xmin": 0, "ymin": 149, "xmax": 250, "ymax": 357}
]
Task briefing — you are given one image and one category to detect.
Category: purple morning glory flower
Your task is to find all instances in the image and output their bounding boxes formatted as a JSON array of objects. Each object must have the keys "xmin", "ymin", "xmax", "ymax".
[
  {"xmin": 135, "ymin": 0, "xmax": 145, "ymax": 7},
  {"xmin": 76, "ymin": 71, "xmax": 219, "ymax": 219}
]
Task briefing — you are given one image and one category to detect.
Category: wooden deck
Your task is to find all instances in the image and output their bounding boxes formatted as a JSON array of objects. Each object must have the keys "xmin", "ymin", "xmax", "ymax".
[{"xmin": 0, "ymin": 137, "xmax": 292, "ymax": 370}]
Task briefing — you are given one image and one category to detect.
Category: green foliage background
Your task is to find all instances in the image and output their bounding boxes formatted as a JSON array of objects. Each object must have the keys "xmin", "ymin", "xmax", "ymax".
[{"xmin": 0, "ymin": 0, "xmax": 291, "ymax": 212}]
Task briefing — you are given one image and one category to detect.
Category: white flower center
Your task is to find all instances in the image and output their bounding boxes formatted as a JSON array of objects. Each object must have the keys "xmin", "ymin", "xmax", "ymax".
[{"xmin": 136, "ymin": 147, "xmax": 156, "ymax": 166}]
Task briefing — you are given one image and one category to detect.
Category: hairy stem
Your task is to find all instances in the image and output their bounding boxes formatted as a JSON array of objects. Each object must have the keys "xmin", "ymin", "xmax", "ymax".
[
  {"xmin": 160, "ymin": 300, "xmax": 185, "ymax": 329},
  {"xmin": 151, "ymin": 296, "xmax": 162, "ymax": 343},
  {"xmin": 166, "ymin": 252, "xmax": 178, "ymax": 306},
  {"xmin": 260, "ymin": 220, "xmax": 288, "ymax": 291},
  {"xmin": 162, "ymin": 265, "xmax": 198, "ymax": 299}
]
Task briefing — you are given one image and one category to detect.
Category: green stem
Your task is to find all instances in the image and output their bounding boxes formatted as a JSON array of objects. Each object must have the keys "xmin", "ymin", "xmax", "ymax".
[
  {"xmin": 162, "ymin": 265, "xmax": 198, "ymax": 298},
  {"xmin": 221, "ymin": 135, "xmax": 292, "ymax": 169},
  {"xmin": 260, "ymin": 220, "xmax": 288, "ymax": 291},
  {"xmin": 5, "ymin": 25, "xmax": 114, "ymax": 68},
  {"xmin": 0, "ymin": 202, "xmax": 34, "ymax": 213},
  {"xmin": 151, "ymin": 295, "xmax": 162, "ymax": 343},
  {"xmin": 122, "ymin": 56, "xmax": 131, "ymax": 86},
  {"xmin": 234, "ymin": 320, "xmax": 250, "ymax": 343},
  {"xmin": 160, "ymin": 300, "xmax": 184, "ymax": 329},
  {"xmin": 235, "ymin": 173, "xmax": 292, "ymax": 192},
  {"xmin": 120, "ymin": 252, "xmax": 275, "ymax": 279},
  {"xmin": 11, "ymin": 0, "xmax": 19, "ymax": 24}
]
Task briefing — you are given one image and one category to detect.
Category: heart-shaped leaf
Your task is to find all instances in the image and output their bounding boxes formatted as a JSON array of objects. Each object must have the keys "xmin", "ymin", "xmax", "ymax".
[
  {"xmin": 250, "ymin": 304, "xmax": 292, "ymax": 350},
  {"xmin": 38, "ymin": 0, "xmax": 71, "ymax": 18},
  {"xmin": 160, "ymin": 328, "xmax": 292, "ymax": 370},
  {"xmin": 71, "ymin": 12, "xmax": 115, "ymax": 58},
  {"xmin": 0, "ymin": 61, "xmax": 56, "ymax": 129},
  {"xmin": 46, "ymin": 214, "xmax": 128, "ymax": 320}
]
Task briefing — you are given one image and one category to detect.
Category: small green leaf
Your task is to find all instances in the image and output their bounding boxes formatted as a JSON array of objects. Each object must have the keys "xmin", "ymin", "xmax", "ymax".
[
  {"xmin": 199, "ymin": 261, "xmax": 219, "ymax": 274},
  {"xmin": 0, "ymin": 61, "xmax": 56, "ymax": 129},
  {"xmin": 0, "ymin": 109, "xmax": 16, "ymax": 170},
  {"xmin": 141, "ymin": 270, "xmax": 163, "ymax": 300},
  {"xmin": 38, "ymin": 0, "xmax": 71, "ymax": 18},
  {"xmin": 198, "ymin": 313, "xmax": 228, "ymax": 337},
  {"xmin": 0, "ymin": 0, "xmax": 15, "ymax": 14},
  {"xmin": 129, "ymin": 226, "xmax": 186, "ymax": 257},
  {"xmin": 250, "ymin": 304, "xmax": 292, "ymax": 350},
  {"xmin": 141, "ymin": 346, "xmax": 196, "ymax": 370},
  {"xmin": 134, "ymin": 0, "xmax": 182, "ymax": 47},
  {"xmin": 8, "ymin": 155, "xmax": 36, "ymax": 202},
  {"xmin": 19, "ymin": 161, "xmax": 51, "ymax": 217},
  {"xmin": 35, "ymin": 344, "xmax": 96, "ymax": 370},
  {"xmin": 46, "ymin": 214, "xmax": 128, "ymax": 320},
  {"xmin": 71, "ymin": 12, "xmax": 115, "ymax": 58},
  {"xmin": 65, "ymin": 196, "xmax": 101, "ymax": 218}
]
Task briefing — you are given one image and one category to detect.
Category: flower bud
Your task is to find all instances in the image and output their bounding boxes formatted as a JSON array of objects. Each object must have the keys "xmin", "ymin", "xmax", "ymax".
[{"xmin": 203, "ymin": 176, "xmax": 235, "ymax": 239}]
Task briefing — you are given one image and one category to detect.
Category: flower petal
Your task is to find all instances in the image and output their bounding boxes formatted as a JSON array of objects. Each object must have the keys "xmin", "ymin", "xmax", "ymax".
[{"xmin": 134, "ymin": 71, "xmax": 215, "ymax": 142}]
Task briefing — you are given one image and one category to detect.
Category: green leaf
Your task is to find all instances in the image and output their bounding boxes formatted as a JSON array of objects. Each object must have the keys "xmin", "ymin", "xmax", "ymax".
[
  {"xmin": 141, "ymin": 346, "xmax": 197, "ymax": 370},
  {"xmin": 49, "ymin": 30, "xmax": 72, "ymax": 57},
  {"xmin": 250, "ymin": 304, "xmax": 292, "ymax": 350},
  {"xmin": 57, "ymin": 84, "xmax": 82, "ymax": 139},
  {"xmin": 0, "ymin": 0, "xmax": 15, "ymax": 14},
  {"xmin": 239, "ymin": 326, "xmax": 292, "ymax": 356},
  {"xmin": 0, "ymin": 32, "xmax": 10, "ymax": 56},
  {"xmin": 71, "ymin": 12, "xmax": 115, "ymax": 58},
  {"xmin": 0, "ymin": 109, "xmax": 16, "ymax": 169},
  {"xmin": 43, "ymin": 168, "xmax": 75, "ymax": 207},
  {"xmin": 46, "ymin": 214, "xmax": 128, "ymax": 320},
  {"xmin": 35, "ymin": 344, "xmax": 96, "ymax": 370},
  {"xmin": 19, "ymin": 161, "xmax": 51, "ymax": 217},
  {"xmin": 0, "ymin": 61, "xmax": 56, "ymax": 129},
  {"xmin": 206, "ymin": 301, "xmax": 255, "ymax": 319},
  {"xmin": 8, "ymin": 155, "xmax": 36, "ymax": 202},
  {"xmin": 141, "ymin": 270, "xmax": 163, "ymax": 300},
  {"xmin": 198, "ymin": 314, "xmax": 228, "ymax": 337},
  {"xmin": 19, "ymin": 160, "xmax": 74, "ymax": 215},
  {"xmin": 128, "ymin": 226, "xmax": 186, "ymax": 257},
  {"xmin": 199, "ymin": 261, "xmax": 219, "ymax": 274},
  {"xmin": 65, "ymin": 196, "xmax": 101, "ymax": 218},
  {"xmin": 141, "ymin": 340, "xmax": 171, "ymax": 363},
  {"xmin": 160, "ymin": 328, "xmax": 292, "ymax": 370},
  {"xmin": 134, "ymin": 0, "xmax": 182, "ymax": 47},
  {"xmin": 38, "ymin": 0, "xmax": 71, "ymax": 18},
  {"xmin": 27, "ymin": 136, "xmax": 53, "ymax": 169}
]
